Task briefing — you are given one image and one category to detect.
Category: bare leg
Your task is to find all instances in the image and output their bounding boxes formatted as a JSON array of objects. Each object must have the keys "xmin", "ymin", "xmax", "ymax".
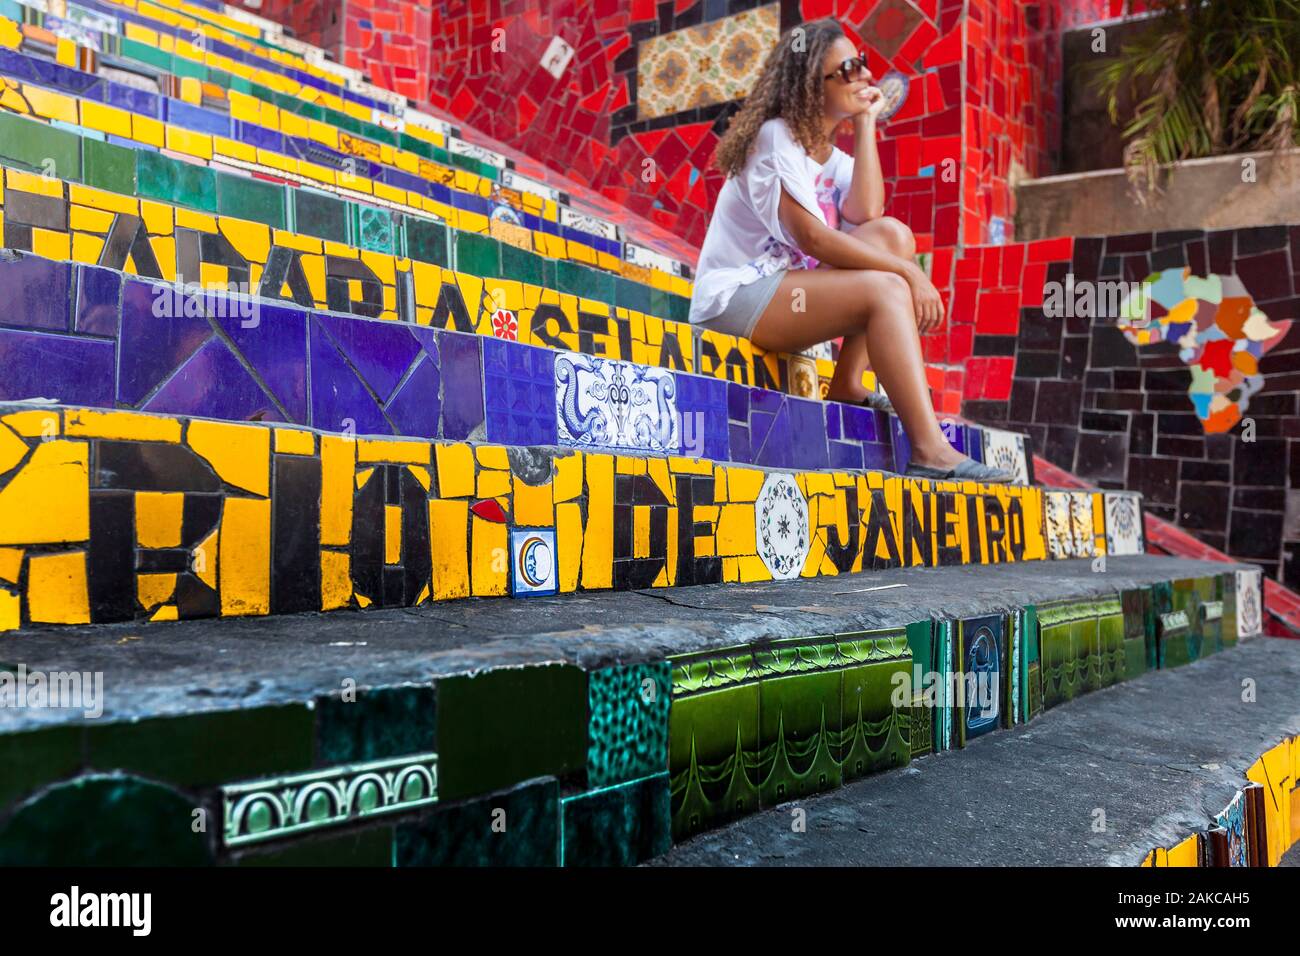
[
  {"xmin": 820, "ymin": 216, "xmax": 918, "ymax": 382},
  {"xmin": 750, "ymin": 268, "xmax": 963, "ymax": 470}
]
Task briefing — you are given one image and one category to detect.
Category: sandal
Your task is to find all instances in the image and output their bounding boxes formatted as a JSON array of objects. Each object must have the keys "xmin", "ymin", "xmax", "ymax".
[
  {"xmin": 905, "ymin": 457, "xmax": 1017, "ymax": 483},
  {"xmin": 857, "ymin": 390, "xmax": 895, "ymax": 414}
]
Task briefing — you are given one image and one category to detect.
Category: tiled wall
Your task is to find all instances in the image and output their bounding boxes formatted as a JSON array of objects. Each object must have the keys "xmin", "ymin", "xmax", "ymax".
[
  {"xmin": 958, "ymin": 225, "xmax": 1300, "ymax": 590},
  {"xmin": 0, "ymin": 401, "xmax": 1091, "ymax": 632}
]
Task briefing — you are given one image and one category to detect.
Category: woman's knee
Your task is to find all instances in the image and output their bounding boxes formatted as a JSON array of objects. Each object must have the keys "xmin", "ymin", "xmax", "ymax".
[
  {"xmin": 854, "ymin": 270, "xmax": 911, "ymax": 318},
  {"xmin": 876, "ymin": 216, "xmax": 916, "ymax": 258}
]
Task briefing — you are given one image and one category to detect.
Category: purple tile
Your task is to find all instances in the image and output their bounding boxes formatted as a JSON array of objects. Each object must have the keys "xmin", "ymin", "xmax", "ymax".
[
  {"xmin": 142, "ymin": 338, "xmax": 284, "ymax": 423},
  {"xmin": 829, "ymin": 441, "xmax": 864, "ymax": 470},
  {"xmin": 75, "ymin": 265, "xmax": 121, "ymax": 336},
  {"xmin": 314, "ymin": 311, "xmax": 422, "ymax": 403},
  {"xmin": 117, "ymin": 279, "xmax": 212, "ymax": 406},
  {"xmin": 728, "ymin": 422, "xmax": 751, "ymax": 463},
  {"xmin": 0, "ymin": 328, "xmax": 113, "ymax": 405},
  {"xmin": 862, "ymin": 441, "xmax": 895, "ymax": 472},
  {"xmin": 749, "ymin": 386, "xmax": 784, "ymax": 414},
  {"xmin": 727, "ymin": 381, "xmax": 749, "ymax": 421},
  {"xmin": 483, "ymin": 337, "xmax": 555, "ymax": 446},
  {"xmin": 749, "ymin": 409, "xmax": 775, "ymax": 455},
  {"xmin": 944, "ymin": 420, "xmax": 968, "ymax": 455},
  {"xmin": 754, "ymin": 402, "xmax": 792, "ymax": 468},
  {"xmin": 0, "ymin": 255, "xmax": 72, "ymax": 332},
  {"xmin": 308, "ymin": 319, "xmax": 392, "ymax": 436},
  {"xmin": 841, "ymin": 404, "xmax": 880, "ymax": 443},
  {"xmin": 890, "ymin": 417, "xmax": 912, "ymax": 474},
  {"xmin": 437, "ymin": 331, "xmax": 483, "ymax": 440},
  {"xmin": 968, "ymin": 426, "xmax": 984, "ymax": 463},
  {"xmin": 788, "ymin": 398, "xmax": 828, "ymax": 469},
  {"xmin": 215, "ymin": 299, "xmax": 309, "ymax": 423},
  {"xmin": 385, "ymin": 354, "xmax": 442, "ymax": 438},
  {"xmin": 825, "ymin": 403, "xmax": 841, "ymax": 440}
]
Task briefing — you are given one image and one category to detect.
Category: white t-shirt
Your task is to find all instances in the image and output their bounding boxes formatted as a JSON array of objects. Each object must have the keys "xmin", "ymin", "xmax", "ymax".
[{"xmin": 689, "ymin": 117, "xmax": 857, "ymax": 325}]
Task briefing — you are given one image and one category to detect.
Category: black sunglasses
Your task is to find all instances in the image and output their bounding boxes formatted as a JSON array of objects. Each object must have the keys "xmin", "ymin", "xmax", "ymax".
[{"xmin": 824, "ymin": 53, "xmax": 870, "ymax": 84}]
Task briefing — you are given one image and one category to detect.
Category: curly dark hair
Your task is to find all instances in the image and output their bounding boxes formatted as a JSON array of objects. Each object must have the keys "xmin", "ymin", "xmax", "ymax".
[{"xmin": 714, "ymin": 18, "xmax": 847, "ymax": 177}]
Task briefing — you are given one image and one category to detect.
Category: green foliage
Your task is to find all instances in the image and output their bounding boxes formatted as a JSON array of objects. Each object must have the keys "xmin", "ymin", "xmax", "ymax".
[{"xmin": 1090, "ymin": 0, "xmax": 1300, "ymax": 198}]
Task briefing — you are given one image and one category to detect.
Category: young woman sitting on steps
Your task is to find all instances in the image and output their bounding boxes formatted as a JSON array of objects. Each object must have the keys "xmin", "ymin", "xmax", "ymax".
[{"xmin": 689, "ymin": 18, "xmax": 1014, "ymax": 483}]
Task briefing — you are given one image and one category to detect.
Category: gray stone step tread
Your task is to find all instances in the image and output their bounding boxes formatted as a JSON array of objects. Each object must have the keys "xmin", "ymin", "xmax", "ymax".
[
  {"xmin": 651, "ymin": 635, "xmax": 1300, "ymax": 867},
  {"xmin": 0, "ymin": 555, "xmax": 1251, "ymax": 733}
]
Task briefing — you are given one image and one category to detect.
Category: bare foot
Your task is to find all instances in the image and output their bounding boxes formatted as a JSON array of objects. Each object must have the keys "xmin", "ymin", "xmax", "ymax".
[{"xmin": 907, "ymin": 443, "xmax": 966, "ymax": 471}]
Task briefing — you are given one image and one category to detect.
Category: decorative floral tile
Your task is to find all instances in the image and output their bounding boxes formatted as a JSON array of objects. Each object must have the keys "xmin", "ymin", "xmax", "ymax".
[
  {"xmin": 981, "ymin": 427, "xmax": 1029, "ymax": 484},
  {"xmin": 510, "ymin": 528, "xmax": 557, "ymax": 597},
  {"xmin": 554, "ymin": 351, "xmax": 679, "ymax": 453},
  {"xmin": 636, "ymin": 4, "xmax": 780, "ymax": 121},
  {"xmin": 1069, "ymin": 491, "xmax": 1095, "ymax": 557},
  {"xmin": 1236, "ymin": 568, "xmax": 1262, "ymax": 639},
  {"xmin": 1044, "ymin": 491, "xmax": 1072, "ymax": 560},
  {"xmin": 754, "ymin": 473, "xmax": 810, "ymax": 581},
  {"xmin": 787, "ymin": 355, "xmax": 819, "ymax": 400},
  {"xmin": 1104, "ymin": 491, "xmax": 1144, "ymax": 556}
]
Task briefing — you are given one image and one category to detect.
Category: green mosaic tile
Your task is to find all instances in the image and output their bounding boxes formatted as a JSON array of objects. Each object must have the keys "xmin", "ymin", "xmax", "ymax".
[
  {"xmin": 399, "ymin": 133, "xmax": 434, "ymax": 160},
  {"xmin": 558, "ymin": 259, "xmax": 615, "ymax": 304},
  {"xmin": 0, "ymin": 112, "xmax": 80, "ymax": 180},
  {"xmin": 0, "ymin": 724, "xmax": 82, "ymax": 810},
  {"xmin": 136, "ymin": 150, "xmax": 217, "ymax": 213},
  {"xmin": 315, "ymin": 684, "xmax": 436, "ymax": 766},
  {"xmin": 215, "ymin": 171, "xmax": 286, "ymax": 230},
  {"xmin": 561, "ymin": 773, "xmax": 671, "ymax": 867},
  {"xmin": 82, "ymin": 137, "xmax": 136, "ymax": 196},
  {"xmin": 758, "ymin": 669, "xmax": 842, "ymax": 804},
  {"xmin": 649, "ymin": 287, "xmax": 673, "ymax": 321},
  {"xmin": 292, "ymin": 188, "xmax": 348, "ymax": 243},
  {"xmin": 500, "ymin": 242, "xmax": 545, "ymax": 288},
  {"xmin": 668, "ymin": 682, "xmax": 760, "ymax": 841},
  {"xmin": 586, "ymin": 661, "xmax": 671, "ymax": 789},
  {"xmin": 839, "ymin": 657, "xmax": 911, "ymax": 781},
  {"xmin": 615, "ymin": 275, "xmax": 652, "ymax": 314},
  {"xmin": 0, "ymin": 775, "xmax": 213, "ymax": 866},
  {"xmin": 231, "ymin": 826, "xmax": 393, "ymax": 866},
  {"xmin": 85, "ymin": 704, "xmax": 313, "ymax": 788},
  {"xmin": 436, "ymin": 664, "xmax": 586, "ymax": 801},
  {"xmin": 403, "ymin": 216, "xmax": 448, "ymax": 266},
  {"xmin": 121, "ymin": 36, "xmax": 173, "ymax": 72},
  {"xmin": 431, "ymin": 147, "xmax": 450, "ymax": 165},
  {"xmin": 297, "ymin": 101, "xmax": 324, "ymax": 123},
  {"xmin": 454, "ymin": 229, "xmax": 500, "ymax": 278},
  {"xmin": 171, "ymin": 55, "xmax": 206, "ymax": 81},
  {"xmin": 354, "ymin": 203, "xmax": 396, "ymax": 254},
  {"xmin": 668, "ymin": 292, "xmax": 691, "ymax": 324},
  {"xmin": 394, "ymin": 777, "xmax": 559, "ymax": 866}
]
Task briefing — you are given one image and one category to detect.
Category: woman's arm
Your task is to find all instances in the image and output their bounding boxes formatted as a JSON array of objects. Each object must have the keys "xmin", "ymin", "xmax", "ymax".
[
  {"xmin": 778, "ymin": 187, "xmax": 943, "ymax": 331},
  {"xmin": 840, "ymin": 95, "xmax": 887, "ymax": 224}
]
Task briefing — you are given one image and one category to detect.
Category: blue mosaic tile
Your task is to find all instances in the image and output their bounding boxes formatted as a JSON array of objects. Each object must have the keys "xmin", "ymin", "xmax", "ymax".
[
  {"xmin": 75, "ymin": 265, "xmax": 121, "ymax": 336},
  {"xmin": 754, "ymin": 401, "xmax": 793, "ymax": 468},
  {"xmin": 729, "ymin": 422, "xmax": 751, "ymax": 464},
  {"xmin": 727, "ymin": 381, "xmax": 749, "ymax": 421},
  {"xmin": 433, "ymin": 330, "xmax": 484, "ymax": 440},
  {"xmin": 788, "ymin": 397, "xmax": 828, "ymax": 470},
  {"xmin": 862, "ymin": 441, "xmax": 894, "ymax": 472},
  {"xmin": 841, "ymin": 404, "xmax": 881, "ymax": 443},
  {"xmin": 483, "ymin": 337, "xmax": 556, "ymax": 446},
  {"xmin": 165, "ymin": 97, "xmax": 229, "ymax": 137},
  {"xmin": 385, "ymin": 354, "xmax": 443, "ymax": 438},
  {"xmin": 0, "ymin": 255, "xmax": 72, "ymax": 332},
  {"xmin": 314, "ymin": 311, "xmax": 421, "ymax": 403},
  {"xmin": 829, "ymin": 440, "xmax": 864, "ymax": 469},
  {"xmin": 116, "ymin": 279, "xmax": 211, "ymax": 406},
  {"xmin": 142, "ymin": 337, "xmax": 284, "ymax": 422},
  {"xmin": 214, "ymin": 299, "xmax": 309, "ymax": 423},
  {"xmin": 890, "ymin": 416, "xmax": 912, "ymax": 474},
  {"xmin": 308, "ymin": 317, "xmax": 391, "ymax": 435},
  {"xmin": 826, "ymin": 402, "xmax": 841, "ymax": 440},
  {"xmin": 0, "ymin": 328, "xmax": 113, "ymax": 405}
]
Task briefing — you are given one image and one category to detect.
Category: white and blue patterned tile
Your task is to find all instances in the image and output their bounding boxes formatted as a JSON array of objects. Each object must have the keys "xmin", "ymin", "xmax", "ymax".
[
  {"xmin": 510, "ymin": 528, "xmax": 558, "ymax": 597},
  {"xmin": 981, "ymin": 427, "xmax": 1029, "ymax": 484},
  {"xmin": 554, "ymin": 351, "xmax": 679, "ymax": 453},
  {"xmin": 754, "ymin": 473, "xmax": 810, "ymax": 581},
  {"xmin": 1236, "ymin": 569, "xmax": 1262, "ymax": 639},
  {"xmin": 1103, "ymin": 491, "xmax": 1144, "ymax": 556}
]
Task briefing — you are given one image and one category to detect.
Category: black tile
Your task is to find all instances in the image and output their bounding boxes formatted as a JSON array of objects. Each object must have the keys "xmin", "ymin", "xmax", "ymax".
[
  {"xmin": 1075, "ymin": 431, "xmax": 1127, "ymax": 482},
  {"xmin": 1130, "ymin": 455, "xmax": 1179, "ymax": 504},
  {"xmin": 1157, "ymin": 435, "xmax": 1203, "ymax": 458},
  {"xmin": 88, "ymin": 490, "xmax": 135, "ymax": 623},
  {"xmin": 1033, "ymin": 380, "xmax": 1082, "ymax": 424},
  {"xmin": 272, "ymin": 455, "xmax": 321, "ymax": 615},
  {"xmin": 1016, "ymin": 350, "xmax": 1059, "ymax": 378},
  {"xmin": 1232, "ymin": 487, "xmax": 1287, "ymax": 512},
  {"xmin": 1235, "ymin": 438, "xmax": 1288, "ymax": 486},
  {"xmin": 1228, "ymin": 510, "xmax": 1283, "ymax": 559},
  {"xmin": 95, "ymin": 442, "xmax": 222, "ymax": 492}
]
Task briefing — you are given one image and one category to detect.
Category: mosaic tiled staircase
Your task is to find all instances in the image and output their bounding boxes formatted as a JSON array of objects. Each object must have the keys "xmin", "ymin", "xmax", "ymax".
[
  {"xmin": 0, "ymin": 0, "xmax": 1271, "ymax": 866},
  {"xmin": 1143, "ymin": 732, "xmax": 1300, "ymax": 868}
]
